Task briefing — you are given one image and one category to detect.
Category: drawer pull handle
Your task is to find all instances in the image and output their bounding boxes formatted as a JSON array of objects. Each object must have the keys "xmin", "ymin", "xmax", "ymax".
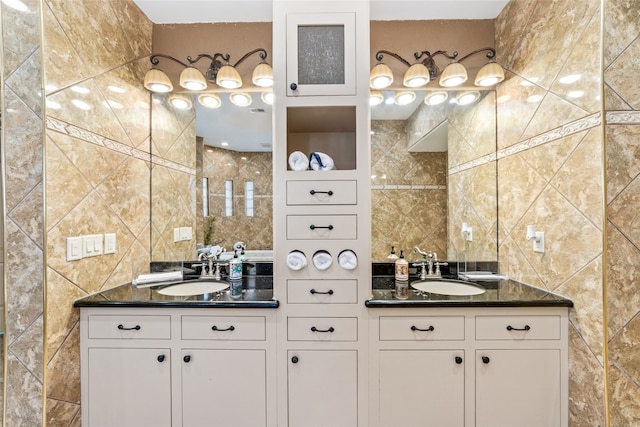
[
  {"xmin": 157, "ymin": 354, "xmax": 166, "ymax": 363},
  {"xmin": 310, "ymin": 224, "xmax": 334, "ymax": 230},
  {"xmin": 482, "ymin": 356, "xmax": 490, "ymax": 364},
  {"xmin": 183, "ymin": 355, "xmax": 191, "ymax": 363},
  {"xmin": 455, "ymin": 356, "xmax": 463, "ymax": 364},
  {"xmin": 310, "ymin": 288, "xmax": 334, "ymax": 295},
  {"xmin": 311, "ymin": 326, "xmax": 335, "ymax": 333},
  {"xmin": 212, "ymin": 325, "xmax": 235, "ymax": 332},
  {"xmin": 506, "ymin": 325, "xmax": 531, "ymax": 331},
  {"xmin": 117, "ymin": 324, "xmax": 141, "ymax": 331},
  {"xmin": 291, "ymin": 356, "xmax": 299, "ymax": 364},
  {"xmin": 309, "ymin": 190, "xmax": 334, "ymax": 196},
  {"xmin": 411, "ymin": 325, "xmax": 435, "ymax": 332}
]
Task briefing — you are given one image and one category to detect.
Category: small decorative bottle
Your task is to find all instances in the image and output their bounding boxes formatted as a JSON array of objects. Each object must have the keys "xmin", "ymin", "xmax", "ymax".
[
  {"xmin": 395, "ymin": 250, "xmax": 409, "ymax": 300},
  {"xmin": 229, "ymin": 250, "xmax": 243, "ymax": 299}
]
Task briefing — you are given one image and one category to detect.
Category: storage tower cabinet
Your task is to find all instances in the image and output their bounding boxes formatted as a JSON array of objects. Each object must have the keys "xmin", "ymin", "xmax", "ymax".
[{"xmin": 272, "ymin": 1, "xmax": 372, "ymax": 426}]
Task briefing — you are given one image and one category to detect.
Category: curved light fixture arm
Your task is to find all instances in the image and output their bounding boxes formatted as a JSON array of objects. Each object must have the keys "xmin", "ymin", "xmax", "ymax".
[
  {"xmin": 149, "ymin": 53, "xmax": 190, "ymax": 68},
  {"xmin": 232, "ymin": 48, "xmax": 268, "ymax": 67},
  {"xmin": 375, "ymin": 50, "xmax": 412, "ymax": 68},
  {"xmin": 456, "ymin": 47, "xmax": 496, "ymax": 64}
]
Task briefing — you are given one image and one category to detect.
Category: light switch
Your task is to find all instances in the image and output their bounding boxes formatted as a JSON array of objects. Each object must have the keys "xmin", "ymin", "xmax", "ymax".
[
  {"xmin": 82, "ymin": 234, "xmax": 103, "ymax": 257},
  {"xmin": 104, "ymin": 233, "xmax": 116, "ymax": 254},
  {"xmin": 66, "ymin": 237, "xmax": 83, "ymax": 261},
  {"xmin": 174, "ymin": 228, "xmax": 181, "ymax": 243},
  {"xmin": 180, "ymin": 227, "xmax": 193, "ymax": 241}
]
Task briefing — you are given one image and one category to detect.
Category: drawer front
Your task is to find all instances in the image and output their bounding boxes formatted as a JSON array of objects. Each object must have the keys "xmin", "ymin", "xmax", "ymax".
[
  {"xmin": 181, "ymin": 316, "xmax": 266, "ymax": 341},
  {"xmin": 379, "ymin": 316, "xmax": 465, "ymax": 341},
  {"xmin": 475, "ymin": 315, "xmax": 561, "ymax": 340},
  {"xmin": 287, "ymin": 215, "xmax": 357, "ymax": 240},
  {"xmin": 287, "ymin": 180, "xmax": 357, "ymax": 205},
  {"xmin": 288, "ymin": 317, "xmax": 358, "ymax": 341},
  {"xmin": 88, "ymin": 315, "xmax": 171, "ymax": 339},
  {"xmin": 287, "ymin": 279, "xmax": 358, "ymax": 304}
]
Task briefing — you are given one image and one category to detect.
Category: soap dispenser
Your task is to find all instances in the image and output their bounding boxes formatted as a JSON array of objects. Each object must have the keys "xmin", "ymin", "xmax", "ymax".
[
  {"xmin": 395, "ymin": 250, "xmax": 408, "ymax": 281},
  {"xmin": 387, "ymin": 246, "xmax": 399, "ymax": 260}
]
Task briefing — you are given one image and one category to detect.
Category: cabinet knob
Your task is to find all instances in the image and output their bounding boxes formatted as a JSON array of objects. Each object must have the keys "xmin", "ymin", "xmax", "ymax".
[
  {"xmin": 290, "ymin": 83, "xmax": 298, "ymax": 91},
  {"xmin": 157, "ymin": 354, "xmax": 165, "ymax": 363},
  {"xmin": 482, "ymin": 356, "xmax": 490, "ymax": 364},
  {"xmin": 183, "ymin": 355, "xmax": 191, "ymax": 363},
  {"xmin": 455, "ymin": 356, "xmax": 463, "ymax": 365},
  {"xmin": 291, "ymin": 356, "xmax": 299, "ymax": 364}
]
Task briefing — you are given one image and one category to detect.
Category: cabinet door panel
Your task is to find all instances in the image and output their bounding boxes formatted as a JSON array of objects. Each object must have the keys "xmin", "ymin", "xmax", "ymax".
[
  {"xmin": 476, "ymin": 349, "xmax": 561, "ymax": 427},
  {"xmin": 88, "ymin": 348, "xmax": 171, "ymax": 427},
  {"xmin": 379, "ymin": 350, "xmax": 465, "ymax": 427},
  {"xmin": 181, "ymin": 349, "xmax": 267, "ymax": 427},
  {"xmin": 288, "ymin": 350, "xmax": 357, "ymax": 427}
]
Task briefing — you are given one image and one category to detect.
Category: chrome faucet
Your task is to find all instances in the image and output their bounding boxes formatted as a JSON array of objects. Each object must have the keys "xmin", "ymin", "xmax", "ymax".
[{"xmin": 412, "ymin": 247, "xmax": 429, "ymax": 280}]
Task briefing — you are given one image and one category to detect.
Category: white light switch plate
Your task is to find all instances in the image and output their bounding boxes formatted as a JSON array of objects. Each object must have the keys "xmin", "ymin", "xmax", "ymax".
[
  {"xmin": 66, "ymin": 236, "xmax": 83, "ymax": 261},
  {"xmin": 104, "ymin": 233, "xmax": 116, "ymax": 254}
]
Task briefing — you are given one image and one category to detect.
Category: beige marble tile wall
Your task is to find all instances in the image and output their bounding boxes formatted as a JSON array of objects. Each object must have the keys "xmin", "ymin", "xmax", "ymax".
[
  {"xmin": 371, "ymin": 120, "xmax": 447, "ymax": 261},
  {"xmin": 42, "ymin": 0, "xmax": 152, "ymax": 425},
  {"xmin": 495, "ymin": 0, "xmax": 605, "ymax": 425},
  {"xmin": 202, "ymin": 147, "xmax": 273, "ymax": 250},
  {"xmin": 1, "ymin": 0, "xmax": 44, "ymax": 424},
  {"xmin": 603, "ymin": 0, "xmax": 640, "ymax": 424},
  {"xmin": 150, "ymin": 95, "xmax": 197, "ymax": 262}
]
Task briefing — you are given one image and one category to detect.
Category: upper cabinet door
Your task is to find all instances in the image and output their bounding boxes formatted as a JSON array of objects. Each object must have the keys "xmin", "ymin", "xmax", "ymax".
[{"xmin": 286, "ymin": 12, "xmax": 356, "ymax": 96}]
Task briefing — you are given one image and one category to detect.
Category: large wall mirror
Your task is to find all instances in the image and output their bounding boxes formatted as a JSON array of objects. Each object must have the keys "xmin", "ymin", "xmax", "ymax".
[
  {"xmin": 150, "ymin": 87, "xmax": 497, "ymax": 264},
  {"xmin": 149, "ymin": 21, "xmax": 498, "ymax": 266}
]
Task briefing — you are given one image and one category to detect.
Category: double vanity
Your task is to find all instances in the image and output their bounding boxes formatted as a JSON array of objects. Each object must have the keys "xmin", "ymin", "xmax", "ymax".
[{"xmin": 75, "ymin": 262, "xmax": 572, "ymax": 427}]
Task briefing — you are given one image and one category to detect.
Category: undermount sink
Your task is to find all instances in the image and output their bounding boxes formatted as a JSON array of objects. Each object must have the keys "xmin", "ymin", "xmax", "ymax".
[
  {"xmin": 156, "ymin": 280, "xmax": 230, "ymax": 296},
  {"xmin": 411, "ymin": 279, "xmax": 486, "ymax": 296}
]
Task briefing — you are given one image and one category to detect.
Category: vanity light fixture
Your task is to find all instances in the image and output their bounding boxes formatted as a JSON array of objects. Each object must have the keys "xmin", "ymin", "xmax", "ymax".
[
  {"xmin": 455, "ymin": 90, "xmax": 480, "ymax": 105},
  {"xmin": 394, "ymin": 90, "xmax": 416, "ymax": 105},
  {"xmin": 229, "ymin": 91, "xmax": 253, "ymax": 107},
  {"xmin": 261, "ymin": 91, "xmax": 274, "ymax": 105},
  {"xmin": 144, "ymin": 48, "xmax": 273, "ymax": 94},
  {"xmin": 424, "ymin": 90, "xmax": 449, "ymax": 105},
  {"xmin": 370, "ymin": 47, "xmax": 504, "ymax": 89},
  {"xmin": 369, "ymin": 90, "xmax": 384, "ymax": 106},
  {"xmin": 168, "ymin": 93, "xmax": 193, "ymax": 110},
  {"xmin": 198, "ymin": 93, "xmax": 222, "ymax": 109}
]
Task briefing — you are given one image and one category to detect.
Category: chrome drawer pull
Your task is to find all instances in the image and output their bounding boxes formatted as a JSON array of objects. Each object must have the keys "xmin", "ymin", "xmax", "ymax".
[
  {"xmin": 309, "ymin": 190, "xmax": 334, "ymax": 196},
  {"xmin": 117, "ymin": 324, "xmax": 141, "ymax": 331},
  {"xmin": 311, "ymin": 326, "xmax": 335, "ymax": 333},
  {"xmin": 310, "ymin": 224, "xmax": 334, "ymax": 230},
  {"xmin": 411, "ymin": 325, "xmax": 435, "ymax": 332},
  {"xmin": 212, "ymin": 325, "xmax": 236, "ymax": 332},
  {"xmin": 506, "ymin": 325, "xmax": 531, "ymax": 331},
  {"xmin": 310, "ymin": 288, "xmax": 334, "ymax": 295}
]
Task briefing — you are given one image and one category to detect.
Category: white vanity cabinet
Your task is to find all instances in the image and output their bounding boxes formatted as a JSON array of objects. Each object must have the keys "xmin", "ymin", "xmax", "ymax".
[
  {"xmin": 79, "ymin": 307, "xmax": 277, "ymax": 427},
  {"xmin": 369, "ymin": 307, "xmax": 569, "ymax": 427}
]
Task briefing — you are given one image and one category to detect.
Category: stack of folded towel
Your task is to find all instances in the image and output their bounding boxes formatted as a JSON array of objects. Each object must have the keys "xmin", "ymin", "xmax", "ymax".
[
  {"xmin": 312, "ymin": 250, "xmax": 333, "ymax": 270},
  {"xmin": 288, "ymin": 151, "xmax": 335, "ymax": 171},
  {"xmin": 132, "ymin": 271, "xmax": 183, "ymax": 287},
  {"xmin": 338, "ymin": 250, "xmax": 358, "ymax": 270},
  {"xmin": 286, "ymin": 250, "xmax": 307, "ymax": 270}
]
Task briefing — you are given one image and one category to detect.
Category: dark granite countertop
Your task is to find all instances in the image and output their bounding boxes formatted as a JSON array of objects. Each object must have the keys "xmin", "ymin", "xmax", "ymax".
[
  {"xmin": 365, "ymin": 275, "xmax": 573, "ymax": 308},
  {"xmin": 73, "ymin": 275, "xmax": 278, "ymax": 308}
]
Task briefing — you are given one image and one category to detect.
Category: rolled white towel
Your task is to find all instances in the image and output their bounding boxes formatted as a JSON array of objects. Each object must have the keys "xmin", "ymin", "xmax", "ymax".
[
  {"xmin": 312, "ymin": 250, "xmax": 333, "ymax": 271},
  {"xmin": 338, "ymin": 249, "xmax": 358, "ymax": 270},
  {"xmin": 286, "ymin": 250, "xmax": 307, "ymax": 271},
  {"xmin": 309, "ymin": 152, "xmax": 335, "ymax": 171},
  {"xmin": 288, "ymin": 151, "xmax": 309, "ymax": 171}
]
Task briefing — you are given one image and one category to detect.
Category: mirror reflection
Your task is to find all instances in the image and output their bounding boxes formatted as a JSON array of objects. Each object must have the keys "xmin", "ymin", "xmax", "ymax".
[{"xmin": 150, "ymin": 87, "xmax": 497, "ymax": 265}]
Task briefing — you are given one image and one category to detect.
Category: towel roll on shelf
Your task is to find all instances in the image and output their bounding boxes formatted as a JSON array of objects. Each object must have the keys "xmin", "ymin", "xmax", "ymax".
[
  {"xmin": 312, "ymin": 250, "xmax": 333, "ymax": 270},
  {"xmin": 286, "ymin": 250, "xmax": 308, "ymax": 270},
  {"xmin": 288, "ymin": 151, "xmax": 309, "ymax": 171},
  {"xmin": 338, "ymin": 249, "xmax": 358, "ymax": 270}
]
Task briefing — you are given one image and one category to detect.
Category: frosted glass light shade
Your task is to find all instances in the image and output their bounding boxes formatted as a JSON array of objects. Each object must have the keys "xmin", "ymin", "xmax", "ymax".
[
  {"xmin": 168, "ymin": 93, "xmax": 192, "ymax": 110},
  {"xmin": 475, "ymin": 62, "xmax": 505, "ymax": 86},
  {"xmin": 424, "ymin": 91, "xmax": 449, "ymax": 105},
  {"xmin": 439, "ymin": 62, "xmax": 468, "ymax": 87},
  {"xmin": 370, "ymin": 63, "xmax": 393, "ymax": 89},
  {"xmin": 403, "ymin": 63, "xmax": 430, "ymax": 88},
  {"xmin": 198, "ymin": 93, "xmax": 221, "ymax": 109},
  {"xmin": 144, "ymin": 68, "xmax": 173, "ymax": 93},
  {"xmin": 456, "ymin": 90, "xmax": 480, "ymax": 105},
  {"xmin": 261, "ymin": 91, "xmax": 274, "ymax": 105},
  {"xmin": 370, "ymin": 90, "xmax": 384, "ymax": 106},
  {"xmin": 229, "ymin": 91, "xmax": 252, "ymax": 107},
  {"xmin": 180, "ymin": 67, "xmax": 207, "ymax": 91},
  {"xmin": 394, "ymin": 90, "xmax": 416, "ymax": 105},
  {"xmin": 216, "ymin": 65, "xmax": 243, "ymax": 89},
  {"xmin": 252, "ymin": 63, "xmax": 274, "ymax": 87}
]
